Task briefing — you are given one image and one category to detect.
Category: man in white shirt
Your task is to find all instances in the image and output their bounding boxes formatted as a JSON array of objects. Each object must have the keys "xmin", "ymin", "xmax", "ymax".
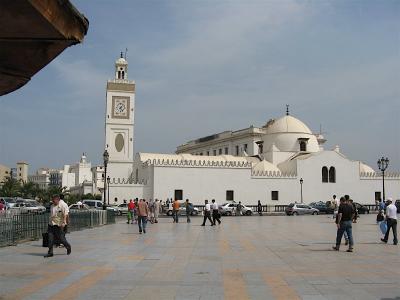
[
  {"xmin": 332, "ymin": 195, "xmax": 340, "ymax": 219},
  {"xmin": 381, "ymin": 198, "xmax": 398, "ymax": 245},
  {"xmin": 201, "ymin": 200, "xmax": 214, "ymax": 226},
  {"xmin": 211, "ymin": 199, "xmax": 221, "ymax": 225},
  {"xmin": 44, "ymin": 195, "xmax": 71, "ymax": 258}
]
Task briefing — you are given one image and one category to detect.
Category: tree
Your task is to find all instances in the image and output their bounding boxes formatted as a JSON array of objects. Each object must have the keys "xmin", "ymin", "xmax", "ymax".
[
  {"xmin": 0, "ymin": 177, "xmax": 21, "ymax": 197},
  {"xmin": 20, "ymin": 182, "xmax": 40, "ymax": 199}
]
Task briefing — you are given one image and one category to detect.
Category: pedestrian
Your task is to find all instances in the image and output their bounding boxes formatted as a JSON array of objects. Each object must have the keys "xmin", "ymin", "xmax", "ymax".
[
  {"xmin": 381, "ymin": 198, "xmax": 398, "ymax": 245},
  {"xmin": 44, "ymin": 195, "xmax": 71, "ymax": 258},
  {"xmin": 172, "ymin": 199, "xmax": 180, "ymax": 223},
  {"xmin": 236, "ymin": 201, "xmax": 243, "ymax": 216},
  {"xmin": 127, "ymin": 199, "xmax": 135, "ymax": 224},
  {"xmin": 137, "ymin": 199, "xmax": 149, "ymax": 234},
  {"xmin": 332, "ymin": 197, "xmax": 355, "ymax": 252},
  {"xmin": 212, "ymin": 199, "xmax": 221, "ymax": 225},
  {"xmin": 201, "ymin": 200, "xmax": 214, "ymax": 226},
  {"xmin": 0, "ymin": 199, "xmax": 5, "ymax": 212},
  {"xmin": 257, "ymin": 200, "xmax": 262, "ymax": 216},
  {"xmin": 154, "ymin": 199, "xmax": 160, "ymax": 223},
  {"xmin": 332, "ymin": 195, "xmax": 339, "ymax": 219},
  {"xmin": 148, "ymin": 199, "xmax": 155, "ymax": 224},
  {"xmin": 345, "ymin": 195, "xmax": 358, "ymax": 222},
  {"xmin": 185, "ymin": 199, "xmax": 192, "ymax": 223}
]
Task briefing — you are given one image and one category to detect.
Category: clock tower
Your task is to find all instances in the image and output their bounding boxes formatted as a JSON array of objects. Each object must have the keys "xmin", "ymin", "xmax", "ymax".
[{"xmin": 105, "ymin": 53, "xmax": 135, "ymax": 179}]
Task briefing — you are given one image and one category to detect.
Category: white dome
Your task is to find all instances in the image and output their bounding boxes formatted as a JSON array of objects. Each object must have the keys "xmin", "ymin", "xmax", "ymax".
[
  {"xmin": 116, "ymin": 57, "xmax": 127, "ymax": 65},
  {"xmin": 253, "ymin": 160, "xmax": 280, "ymax": 173},
  {"xmin": 264, "ymin": 115, "xmax": 312, "ymax": 134},
  {"xmin": 262, "ymin": 115, "xmax": 319, "ymax": 154},
  {"xmin": 360, "ymin": 162, "xmax": 375, "ymax": 173}
]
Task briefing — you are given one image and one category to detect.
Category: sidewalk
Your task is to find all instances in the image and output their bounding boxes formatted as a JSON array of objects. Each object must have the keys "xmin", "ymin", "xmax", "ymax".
[{"xmin": 0, "ymin": 214, "xmax": 399, "ymax": 300}]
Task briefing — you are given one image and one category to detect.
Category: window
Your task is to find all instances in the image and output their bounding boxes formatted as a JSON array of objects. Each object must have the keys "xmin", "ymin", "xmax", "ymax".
[
  {"xmin": 271, "ymin": 191, "xmax": 279, "ymax": 201},
  {"xmin": 200, "ymin": 152, "xmax": 203, "ymax": 156},
  {"xmin": 375, "ymin": 192, "xmax": 381, "ymax": 201},
  {"xmin": 219, "ymin": 149, "xmax": 222, "ymax": 155},
  {"xmin": 226, "ymin": 190, "xmax": 234, "ymax": 201},
  {"xmin": 300, "ymin": 141, "xmax": 307, "ymax": 151},
  {"xmin": 207, "ymin": 151, "xmax": 210, "ymax": 156},
  {"xmin": 244, "ymin": 144, "xmax": 248, "ymax": 153},
  {"xmin": 329, "ymin": 167, "xmax": 336, "ymax": 183},
  {"xmin": 174, "ymin": 190, "xmax": 183, "ymax": 200},
  {"xmin": 224, "ymin": 147, "xmax": 229, "ymax": 154},
  {"xmin": 322, "ymin": 166, "xmax": 328, "ymax": 182},
  {"xmin": 257, "ymin": 142, "xmax": 263, "ymax": 154},
  {"xmin": 235, "ymin": 145, "xmax": 239, "ymax": 156},
  {"xmin": 213, "ymin": 150, "xmax": 217, "ymax": 156}
]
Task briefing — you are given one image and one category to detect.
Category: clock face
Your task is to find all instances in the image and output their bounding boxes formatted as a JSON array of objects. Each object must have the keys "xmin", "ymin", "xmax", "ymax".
[{"xmin": 112, "ymin": 97, "xmax": 130, "ymax": 119}]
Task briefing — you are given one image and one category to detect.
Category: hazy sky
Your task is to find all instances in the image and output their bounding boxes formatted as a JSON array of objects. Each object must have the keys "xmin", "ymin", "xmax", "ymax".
[{"xmin": 1, "ymin": 0, "xmax": 399, "ymax": 173}]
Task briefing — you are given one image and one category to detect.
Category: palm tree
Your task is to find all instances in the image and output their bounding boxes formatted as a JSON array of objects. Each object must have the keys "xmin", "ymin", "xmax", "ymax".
[
  {"xmin": 20, "ymin": 182, "xmax": 40, "ymax": 199},
  {"xmin": 0, "ymin": 177, "xmax": 21, "ymax": 197}
]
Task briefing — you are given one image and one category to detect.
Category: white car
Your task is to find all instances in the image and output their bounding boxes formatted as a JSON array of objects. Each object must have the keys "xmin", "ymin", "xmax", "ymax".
[
  {"xmin": 116, "ymin": 203, "xmax": 129, "ymax": 215},
  {"xmin": 11, "ymin": 200, "xmax": 46, "ymax": 214},
  {"xmin": 82, "ymin": 199, "xmax": 119, "ymax": 214},
  {"xmin": 219, "ymin": 202, "xmax": 253, "ymax": 216},
  {"xmin": 69, "ymin": 203, "xmax": 90, "ymax": 210}
]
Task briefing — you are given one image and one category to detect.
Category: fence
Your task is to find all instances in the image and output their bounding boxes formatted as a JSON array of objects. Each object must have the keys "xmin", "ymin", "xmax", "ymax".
[{"xmin": 0, "ymin": 210, "xmax": 115, "ymax": 247}]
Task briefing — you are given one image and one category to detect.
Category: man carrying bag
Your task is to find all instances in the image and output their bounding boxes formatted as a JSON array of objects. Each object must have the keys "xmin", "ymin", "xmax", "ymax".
[{"xmin": 44, "ymin": 195, "xmax": 71, "ymax": 258}]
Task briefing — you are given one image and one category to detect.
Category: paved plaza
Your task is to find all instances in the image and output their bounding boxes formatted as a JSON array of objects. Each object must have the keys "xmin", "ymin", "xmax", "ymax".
[{"xmin": 0, "ymin": 214, "xmax": 399, "ymax": 300}]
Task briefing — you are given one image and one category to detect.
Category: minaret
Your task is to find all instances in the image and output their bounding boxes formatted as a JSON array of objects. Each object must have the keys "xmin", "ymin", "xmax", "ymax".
[{"xmin": 104, "ymin": 53, "xmax": 135, "ymax": 179}]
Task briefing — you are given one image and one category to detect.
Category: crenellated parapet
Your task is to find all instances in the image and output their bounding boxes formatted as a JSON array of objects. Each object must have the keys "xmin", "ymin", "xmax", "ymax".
[
  {"xmin": 251, "ymin": 170, "xmax": 297, "ymax": 178},
  {"xmin": 109, "ymin": 177, "xmax": 147, "ymax": 185},
  {"xmin": 360, "ymin": 172, "xmax": 400, "ymax": 179},
  {"xmin": 144, "ymin": 158, "xmax": 252, "ymax": 169}
]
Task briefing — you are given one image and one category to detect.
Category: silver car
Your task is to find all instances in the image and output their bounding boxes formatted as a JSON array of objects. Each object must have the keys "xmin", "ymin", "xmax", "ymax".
[
  {"xmin": 219, "ymin": 202, "xmax": 253, "ymax": 216},
  {"xmin": 285, "ymin": 203, "xmax": 319, "ymax": 216}
]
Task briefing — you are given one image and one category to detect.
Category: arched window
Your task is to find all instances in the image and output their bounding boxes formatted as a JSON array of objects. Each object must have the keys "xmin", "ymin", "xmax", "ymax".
[
  {"xmin": 118, "ymin": 71, "xmax": 121, "ymax": 79},
  {"xmin": 322, "ymin": 166, "xmax": 328, "ymax": 182},
  {"xmin": 135, "ymin": 168, "xmax": 139, "ymax": 181},
  {"xmin": 121, "ymin": 71, "xmax": 125, "ymax": 79},
  {"xmin": 329, "ymin": 167, "xmax": 336, "ymax": 183}
]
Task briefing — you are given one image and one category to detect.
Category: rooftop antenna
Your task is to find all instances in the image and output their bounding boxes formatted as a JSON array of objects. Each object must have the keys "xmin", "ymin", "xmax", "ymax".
[
  {"xmin": 286, "ymin": 104, "xmax": 290, "ymax": 116},
  {"xmin": 124, "ymin": 48, "xmax": 128, "ymax": 60}
]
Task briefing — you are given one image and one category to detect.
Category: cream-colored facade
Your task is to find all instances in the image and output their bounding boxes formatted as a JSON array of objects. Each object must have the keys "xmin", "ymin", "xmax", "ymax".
[
  {"xmin": 0, "ymin": 164, "xmax": 11, "ymax": 184},
  {"xmin": 16, "ymin": 161, "xmax": 29, "ymax": 183}
]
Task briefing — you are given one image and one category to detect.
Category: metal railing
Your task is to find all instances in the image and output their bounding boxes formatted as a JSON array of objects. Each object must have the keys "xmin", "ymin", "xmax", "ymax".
[{"xmin": 0, "ymin": 210, "xmax": 115, "ymax": 247}]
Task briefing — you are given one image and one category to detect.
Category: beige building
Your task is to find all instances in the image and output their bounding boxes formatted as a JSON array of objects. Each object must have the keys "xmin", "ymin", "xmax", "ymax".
[
  {"xmin": 16, "ymin": 161, "xmax": 29, "ymax": 183},
  {"xmin": 0, "ymin": 164, "xmax": 11, "ymax": 184}
]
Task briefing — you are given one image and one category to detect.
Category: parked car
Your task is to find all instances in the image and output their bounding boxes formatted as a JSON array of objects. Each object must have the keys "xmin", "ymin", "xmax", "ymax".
[
  {"xmin": 353, "ymin": 202, "xmax": 370, "ymax": 214},
  {"xmin": 116, "ymin": 203, "xmax": 129, "ymax": 215},
  {"xmin": 309, "ymin": 201, "xmax": 334, "ymax": 214},
  {"xmin": 69, "ymin": 203, "xmax": 90, "ymax": 210},
  {"xmin": 11, "ymin": 200, "xmax": 46, "ymax": 214},
  {"xmin": 219, "ymin": 202, "xmax": 253, "ymax": 216},
  {"xmin": 1, "ymin": 197, "xmax": 17, "ymax": 209},
  {"xmin": 285, "ymin": 203, "xmax": 319, "ymax": 216},
  {"xmin": 165, "ymin": 203, "xmax": 199, "ymax": 216},
  {"xmin": 82, "ymin": 199, "xmax": 119, "ymax": 214}
]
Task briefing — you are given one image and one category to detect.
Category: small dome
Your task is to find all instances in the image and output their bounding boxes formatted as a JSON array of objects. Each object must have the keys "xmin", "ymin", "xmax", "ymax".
[
  {"xmin": 360, "ymin": 162, "xmax": 375, "ymax": 173},
  {"xmin": 253, "ymin": 160, "xmax": 280, "ymax": 173},
  {"xmin": 116, "ymin": 57, "xmax": 128, "ymax": 65},
  {"xmin": 264, "ymin": 115, "xmax": 312, "ymax": 134}
]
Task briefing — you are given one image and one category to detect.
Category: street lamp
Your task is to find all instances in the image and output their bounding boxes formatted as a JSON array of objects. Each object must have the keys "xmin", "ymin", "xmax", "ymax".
[
  {"xmin": 103, "ymin": 150, "xmax": 109, "ymax": 210},
  {"xmin": 299, "ymin": 178, "xmax": 304, "ymax": 204},
  {"xmin": 107, "ymin": 176, "xmax": 110, "ymax": 205},
  {"xmin": 377, "ymin": 157, "xmax": 389, "ymax": 201}
]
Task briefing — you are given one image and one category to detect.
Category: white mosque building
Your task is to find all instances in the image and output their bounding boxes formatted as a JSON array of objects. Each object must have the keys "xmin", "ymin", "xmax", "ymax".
[{"xmin": 104, "ymin": 55, "xmax": 400, "ymax": 205}]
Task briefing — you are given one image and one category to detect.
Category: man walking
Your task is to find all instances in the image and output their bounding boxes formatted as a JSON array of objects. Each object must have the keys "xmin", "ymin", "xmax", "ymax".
[
  {"xmin": 201, "ymin": 200, "xmax": 214, "ymax": 226},
  {"xmin": 332, "ymin": 195, "xmax": 339, "ymax": 219},
  {"xmin": 44, "ymin": 195, "xmax": 71, "ymax": 258},
  {"xmin": 154, "ymin": 199, "xmax": 160, "ymax": 223},
  {"xmin": 172, "ymin": 199, "xmax": 180, "ymax": 223},
  {"xmin": 381, "ymin": 198, "xmax": 398, "ymax": 245},
  {"xmin": 236, "ymin": 201, "xmax": 243, "ymax": 216},
  {"xmin": 185, "ymin": 199, "xmax": 192, "ymax": 223},
  {"xmin": 212, "ymin": 199, "xmax": 221, "ymax": 225},
  {"xmin": 257, "ymin": 200, "xmax": 262, "ymax": 216},
  {"xmin": 127, "ymin": 199, "xmax": 135, "ymax": 224},
  {"xmin": 137, "ymin": 199, "xmax": 149, "ymax": 234},
  {"xmin": 333, "ymin": 197, "xmax": 355, "ymax": 252}
]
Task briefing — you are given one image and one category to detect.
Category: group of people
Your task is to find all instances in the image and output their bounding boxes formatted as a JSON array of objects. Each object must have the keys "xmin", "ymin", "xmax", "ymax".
[
  {"xmin": 126, "ymin": 198, "xmax": 160, "ymax": 225},
  {"xmin": 201, "ymin": 199, "xmax": 221, "ymax": 226},
  {"xmin": 332, "ymin": 194, "xmax": 398, "ymax": 252}
]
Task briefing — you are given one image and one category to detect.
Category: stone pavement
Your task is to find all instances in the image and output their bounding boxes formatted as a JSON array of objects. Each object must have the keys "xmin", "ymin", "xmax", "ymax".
[{"xmin": 0, "ymin": 214, "xmax": 399, "ymax": 300}]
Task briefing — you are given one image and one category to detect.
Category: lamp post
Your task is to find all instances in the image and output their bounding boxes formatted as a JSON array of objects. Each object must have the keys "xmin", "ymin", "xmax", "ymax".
[
  {"xmin": 377, "ymin": 157, "xmax": 389, "ymax": 202},
  {"xmin": 103, "ymin": 150, "xmax": 109, "ymax": 210},
  {"xmin": 107, "ymin": 176, "xmax": 110, "ymax": 205},
  {"xmin": 299, "ymin": 178, "xmax": 304, "ymax": 204}
]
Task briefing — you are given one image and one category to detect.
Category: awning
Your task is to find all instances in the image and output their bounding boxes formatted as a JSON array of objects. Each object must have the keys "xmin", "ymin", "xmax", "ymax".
[{"xmin": 0, "ymin": 0, "xmax": 89, "ymax": 96}]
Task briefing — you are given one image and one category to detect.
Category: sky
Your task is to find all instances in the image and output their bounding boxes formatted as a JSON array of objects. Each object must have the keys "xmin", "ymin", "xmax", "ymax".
[{"xmin": 1, "ymin": 0, "xmax": 399, "ymax": 173}]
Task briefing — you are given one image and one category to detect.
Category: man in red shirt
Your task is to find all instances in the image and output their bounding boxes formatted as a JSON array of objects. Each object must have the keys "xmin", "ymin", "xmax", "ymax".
[
  {"xmin": 127, "ymin": 199, "xmax": 135, "ymax": 224},
  {"xmin": 137, "ymin": 199, "xmax": 149, "ymax": 234}
]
